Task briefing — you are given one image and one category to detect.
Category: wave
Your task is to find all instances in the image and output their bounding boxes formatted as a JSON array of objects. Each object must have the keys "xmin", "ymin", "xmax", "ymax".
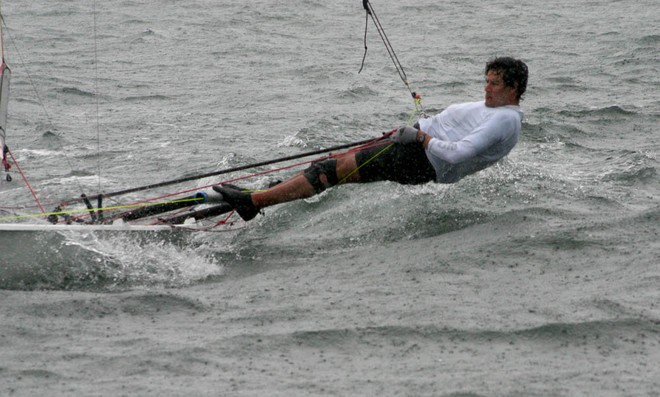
[
  {"xmin": 4, "ymin": 291, "xmax": 207, "ymax": 320},
  {"xmin": 558, "ymin": 105, "xmax": 636, "ymax": 118},
  {"xmin": 599, "ymin": 150, "xmax": 658, "ymax": 186},
  {"xmin": 218, "ymin": 317, "xmax": 659, "ymax": 353},
  {"xmin": 58, "ymin": 87, "xmax": 95, "ymax": 97},
  {"xmin": 338, "ymin": 85, "xmax": 380, "ymax": 100},
  {"xmin": 639, "ymin": 34, "xmax": 660, "ymax": 45},
  {"xmin": 123, "ymin": 94, "xmax": 171, "ymax": 102},
  {"xmin": 602, "ymin": 165, "xmax": 657, "ymax": 185},
  {"xmin": 0, "ymin": 230, "xmax": 222, "ymax": 291},
  {"xmin": 15, "ymin": 147, "xmax": 63, "ymax": 159}
]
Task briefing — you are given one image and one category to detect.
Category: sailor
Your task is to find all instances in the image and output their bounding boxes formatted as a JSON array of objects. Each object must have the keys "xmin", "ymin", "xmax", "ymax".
[{"xmin": 216, "ymin": 57, "xmax": 529, "ymax": 221}]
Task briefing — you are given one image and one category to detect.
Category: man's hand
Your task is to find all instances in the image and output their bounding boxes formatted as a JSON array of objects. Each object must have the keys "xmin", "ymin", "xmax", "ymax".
[{"xmin": 391, "ymin": 126, "xmax": 420, "ymax": 145}]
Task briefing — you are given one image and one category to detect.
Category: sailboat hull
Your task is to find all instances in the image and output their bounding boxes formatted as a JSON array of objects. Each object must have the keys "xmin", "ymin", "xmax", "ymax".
[{"xmin": 0, "ymin": 223, "xmax": 212, "ymax": 232}]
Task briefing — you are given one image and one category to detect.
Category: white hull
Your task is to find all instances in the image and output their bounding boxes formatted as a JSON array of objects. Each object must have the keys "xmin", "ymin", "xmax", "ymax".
[{"xmin": 0, "ymin": 223, "xmax": 203, "ymax": 232}]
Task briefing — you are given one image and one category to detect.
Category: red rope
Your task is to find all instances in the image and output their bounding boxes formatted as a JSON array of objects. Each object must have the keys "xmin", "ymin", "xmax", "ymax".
[{"xmin": 7, "ymin": 148, "xmax": 47, "ymax": 214}]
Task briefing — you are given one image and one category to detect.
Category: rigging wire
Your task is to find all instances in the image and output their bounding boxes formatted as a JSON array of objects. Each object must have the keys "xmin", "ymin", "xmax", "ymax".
[
  {"xmin": 358, "ymin": 0, "xmax": 426, "ymax": 118},
  {"xmin": 92, "ymin": 0, "xmax": 102, "ymax": 194},
  {"xmin": 1, "ymin": 13, "xmax": 89, "ymax": 202}
]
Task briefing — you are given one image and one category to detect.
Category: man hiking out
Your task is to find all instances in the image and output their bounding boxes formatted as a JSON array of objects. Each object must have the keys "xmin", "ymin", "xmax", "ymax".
[{"xmin": 216, "ymin": 57, "xmax": 528, "ymax": 221}]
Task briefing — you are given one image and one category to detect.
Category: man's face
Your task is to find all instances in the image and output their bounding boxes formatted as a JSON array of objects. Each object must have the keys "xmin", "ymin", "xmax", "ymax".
[{"xmin": 484, "ymin": 70, "xmax": 518, "ymax": 107}]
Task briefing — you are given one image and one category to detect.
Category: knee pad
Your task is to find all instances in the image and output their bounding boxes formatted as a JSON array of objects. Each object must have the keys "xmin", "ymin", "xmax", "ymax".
[{"xmin": 303, "ymin": 158, "xmax": 338, "ymax": 193}]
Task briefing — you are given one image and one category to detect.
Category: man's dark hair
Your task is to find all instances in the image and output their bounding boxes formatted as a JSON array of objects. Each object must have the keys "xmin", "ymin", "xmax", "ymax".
[{"xmin": 485, "ymin": 57, "xmax": 528, "ymax": 101}]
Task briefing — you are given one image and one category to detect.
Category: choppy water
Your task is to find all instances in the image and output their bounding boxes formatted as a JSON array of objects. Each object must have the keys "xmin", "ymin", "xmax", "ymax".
[{"xmin": 0, "ymin": 0, "xmax": 658, "ymax": 395}]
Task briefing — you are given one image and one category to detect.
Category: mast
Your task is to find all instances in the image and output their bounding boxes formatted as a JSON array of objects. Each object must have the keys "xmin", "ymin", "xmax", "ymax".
[{"xmin": 0, "ymin": 3, "xmax": 11, "ymax": 179}]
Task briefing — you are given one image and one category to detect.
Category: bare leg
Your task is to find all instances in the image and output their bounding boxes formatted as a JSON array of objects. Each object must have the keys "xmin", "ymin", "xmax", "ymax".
[{"xmin": 252, "ymin": 151, "xmax": 360, "ymax": 209}]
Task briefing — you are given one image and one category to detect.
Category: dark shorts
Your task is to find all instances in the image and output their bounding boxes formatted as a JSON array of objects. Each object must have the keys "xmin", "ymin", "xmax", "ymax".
[{"xmin": 355, "ymin": 142, "xmax": 436, "ymax": 185}]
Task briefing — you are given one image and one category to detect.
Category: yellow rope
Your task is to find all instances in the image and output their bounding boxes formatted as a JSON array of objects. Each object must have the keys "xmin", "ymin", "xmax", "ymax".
[{"xmin": 406, "ymin": 94, "xmax": 423, "ymax": 125}]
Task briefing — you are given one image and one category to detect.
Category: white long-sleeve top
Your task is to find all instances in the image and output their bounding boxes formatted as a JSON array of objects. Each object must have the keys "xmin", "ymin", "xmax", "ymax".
[{"xmin": 418, "ymin": 101, "xmax": 523, "ymax": 183}]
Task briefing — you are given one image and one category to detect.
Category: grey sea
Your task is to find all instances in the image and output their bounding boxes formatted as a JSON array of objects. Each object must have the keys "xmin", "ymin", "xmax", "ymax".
[{"xmin": 0, "ymin": 0, "xmax": 658, "ymax": 395}]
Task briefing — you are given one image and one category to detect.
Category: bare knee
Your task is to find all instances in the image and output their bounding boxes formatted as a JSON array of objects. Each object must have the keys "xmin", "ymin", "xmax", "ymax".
[{"xmin": 335, "ymin": 155, "xmax": 360, "ymax": 183}]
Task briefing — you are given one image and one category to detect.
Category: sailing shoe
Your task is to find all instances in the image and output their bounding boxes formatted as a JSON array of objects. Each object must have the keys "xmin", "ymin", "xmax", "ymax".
[{"xmin": 212, "ymin": 185, "xmax": 260, "ymax": 221}]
